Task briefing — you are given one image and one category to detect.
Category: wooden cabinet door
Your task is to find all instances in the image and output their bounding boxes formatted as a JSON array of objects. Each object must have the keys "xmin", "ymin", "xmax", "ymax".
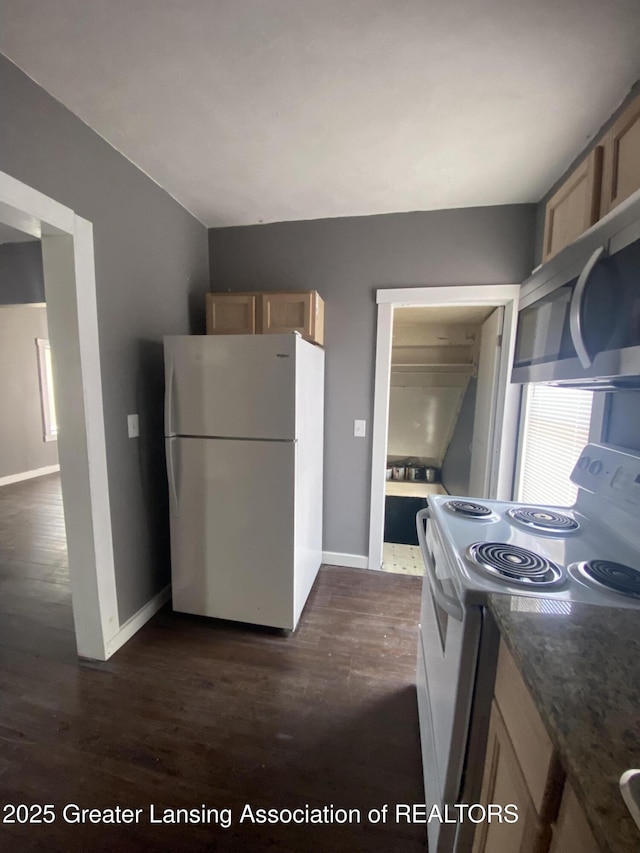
[
  {"xmin": 549, "ymin": 783, "xmax": 601, "ymax": 853},
  {"xmin": 259, "ymin": 291, "xmax": 324, "ymax": 345},
  {"xmin": 472, "ymin": 702, "xmax": 549, "ymax": 853},
  {"xmin": 542, "ymin": 147, "xmax": 603, "ymax": 262},
  {"xmin": 601, "ymin": 94, "xmax": 640, "ymax": 214},
  {"xmin": 493, "ymin": 641, "xmax": 562, "ymax": 818},
  {"xmin": 206, "ymin": 293, "xmax": 256, "ymax": 335}
]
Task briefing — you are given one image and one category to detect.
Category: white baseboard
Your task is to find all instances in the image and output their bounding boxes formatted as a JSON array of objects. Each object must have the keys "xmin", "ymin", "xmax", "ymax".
[
  {"xmin": 322, "ymin": 551, "xmax": 369, "ymax": 570},
  {"xmin": 105, "ymin": 584, "xmax": 172, "ymax": 658},
  {"xmin": 0, "ymin": 464, "xmax": 60, "ymax": 487}
]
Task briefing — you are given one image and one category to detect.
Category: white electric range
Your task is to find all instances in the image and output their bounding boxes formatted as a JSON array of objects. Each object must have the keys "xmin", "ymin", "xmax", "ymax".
[{"xmin": 415, "ymin": 443, "xmax": 640, "ymax": 853}]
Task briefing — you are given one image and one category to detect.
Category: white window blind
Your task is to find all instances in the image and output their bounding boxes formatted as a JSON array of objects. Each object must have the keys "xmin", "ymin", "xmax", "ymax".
[{"xmin": 517, "ymin": 385, "xmax": 593, "ymax": 507}]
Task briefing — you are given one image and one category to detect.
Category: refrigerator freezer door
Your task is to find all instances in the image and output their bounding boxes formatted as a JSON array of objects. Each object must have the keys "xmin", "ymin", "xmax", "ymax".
[
  {"xmin": 167, "ymin": 436, "xmax": 296, "ymax": 629},
  {"xmin": 165, "ymin": 334, "xmax": 296, "ymax": 440}
]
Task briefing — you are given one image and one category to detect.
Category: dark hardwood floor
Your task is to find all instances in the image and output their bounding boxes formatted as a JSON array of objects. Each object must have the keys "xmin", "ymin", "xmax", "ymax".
[{"xmin": 0, "ymin": 474, "xmax": 426, "ymax": 852}]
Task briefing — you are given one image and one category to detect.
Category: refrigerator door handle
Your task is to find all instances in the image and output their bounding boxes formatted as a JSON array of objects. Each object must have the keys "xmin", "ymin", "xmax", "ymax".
[
  {"xmin": 166, "ymin": 437, "xmax": 180, "ymax": 517},
  {"xmin": 165, "ymin": 357, "xmax": 175, "ymax": 436}
]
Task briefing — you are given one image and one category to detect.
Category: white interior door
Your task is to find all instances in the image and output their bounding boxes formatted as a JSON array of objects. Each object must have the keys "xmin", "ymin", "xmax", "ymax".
[{"xmin": 468, "ymin": 307, "xmax": 504, "ymax": 498}]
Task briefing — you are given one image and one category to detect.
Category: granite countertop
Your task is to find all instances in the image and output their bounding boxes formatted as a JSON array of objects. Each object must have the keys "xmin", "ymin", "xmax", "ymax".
[{"xmin": 488, "ymin": 595, "xmax": 640, "ymax": 853}]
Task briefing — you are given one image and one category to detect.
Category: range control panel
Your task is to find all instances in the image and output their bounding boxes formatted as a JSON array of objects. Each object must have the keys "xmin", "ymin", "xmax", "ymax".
[{"xmin": 571, "ymin": 443, "xmax": 640, "ymax": 505}]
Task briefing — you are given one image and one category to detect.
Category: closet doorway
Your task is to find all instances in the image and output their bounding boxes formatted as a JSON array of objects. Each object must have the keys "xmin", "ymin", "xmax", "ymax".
[{"xmin": 369, "ymin": 285, "xmax": 521, "ymax": 573}]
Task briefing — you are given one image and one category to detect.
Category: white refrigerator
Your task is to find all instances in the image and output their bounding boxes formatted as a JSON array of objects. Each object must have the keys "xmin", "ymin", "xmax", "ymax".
[{"xmin": 164, "ymin": 332, "xmax": 324, "ymax": 631}]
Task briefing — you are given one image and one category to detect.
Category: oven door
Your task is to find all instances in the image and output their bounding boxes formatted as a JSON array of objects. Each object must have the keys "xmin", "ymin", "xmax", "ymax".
[{"xmin": 416, "ymin": 508, "xmax": 482, "ymax": 852}]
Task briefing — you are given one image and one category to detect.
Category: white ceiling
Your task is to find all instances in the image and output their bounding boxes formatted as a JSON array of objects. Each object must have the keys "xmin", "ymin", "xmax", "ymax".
[{"xmin": 2, "ymin": 0, "xmax": 640, "ymax": 227}]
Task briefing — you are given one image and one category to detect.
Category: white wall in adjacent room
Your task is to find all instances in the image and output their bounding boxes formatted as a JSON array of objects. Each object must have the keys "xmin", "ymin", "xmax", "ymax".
[
  {"xmin": 387, "ymin": 383, "xmax": 465, "ymax": 466},
  {"xmin": 0, "ymin": 304, "xmax": 59, "ymax": 479}
]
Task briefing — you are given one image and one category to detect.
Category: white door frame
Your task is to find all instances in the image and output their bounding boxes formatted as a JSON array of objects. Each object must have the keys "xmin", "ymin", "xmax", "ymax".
[
  {"xmin": 368, "ymin": 285, "xmax": 521, "ymax": 571},
  {"xmin": 0, "ymin": 169, "xmax": 118, "ymax": 659},
  {"xmin": 468, "ymin": 305, "xmax": 505, "ymax": 498}
]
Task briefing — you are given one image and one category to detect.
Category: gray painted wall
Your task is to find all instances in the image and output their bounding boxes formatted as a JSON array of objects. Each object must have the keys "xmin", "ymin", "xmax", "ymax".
[
  {"xmin": 0, "ymin": 305, "xmax": 59, "ymax": 478},
  {"xmin": 209, "ymin": 205, "xmax": 535, "ymax": 557},
  {"xmin": 0, "ymin": 241, "xmax": 45, "ymax": 304},
  {"xmin": 441, "ymin": 378, "xmax": 477, "ymax": 496},
  {"xmin": 0, "ymin": 55, "xmax": 210, "ymax": 623}
]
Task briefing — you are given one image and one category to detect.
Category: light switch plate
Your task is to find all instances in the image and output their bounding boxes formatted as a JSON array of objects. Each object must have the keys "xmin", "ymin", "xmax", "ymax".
[
  {"xmin": 354, "ymin": 419, "xmax": 366, "ymax": 438},
  {"xmin": 127, "ymin": 414, "xmax": 139, "ymax": 438}
]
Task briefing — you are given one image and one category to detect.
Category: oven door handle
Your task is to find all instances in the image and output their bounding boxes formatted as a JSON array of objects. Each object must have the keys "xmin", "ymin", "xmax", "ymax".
[{"xmin": 416, "ymin": 507, "xmax": 464, "ymax": 622}]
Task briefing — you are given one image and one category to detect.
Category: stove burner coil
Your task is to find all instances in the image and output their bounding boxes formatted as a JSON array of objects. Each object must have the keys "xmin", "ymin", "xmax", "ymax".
[
  {"xmin": 507, "ymin": 507, "xmax": 579, "ymax": 533},
  {"xmin": 578, "ymin": 560, "xmax": 640, "ymax": 598},
  {"xmin": 467, "ymin": 542, "xmax": 564, "ymax": 586},
  {"xmin": 445, "ymin": 501, "xmax": 492, "ymax": 518}
]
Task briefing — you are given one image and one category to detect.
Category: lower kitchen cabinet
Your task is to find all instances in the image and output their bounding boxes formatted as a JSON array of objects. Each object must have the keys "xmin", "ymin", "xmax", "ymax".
[
  {"xmin": 383, "ymin": 496, "xmax": 426, "ymax": 545},
  {"xmin": 472, "ymin": 640, "xmax": 603, "ymax": 852},
  {"xmin": 472, "ymin": 702, "xmax": 548, "ymax": 853},
  {"xmin": 548, "ymin": 782, "xmax": 600, "ymax": 853},
  {"xmin": 471, "ymin": 640, "xmax": 597, "ymax": 853},
  {"xmin": 492, "ymin": 639, "xmax": 562, "ymax": 817}
]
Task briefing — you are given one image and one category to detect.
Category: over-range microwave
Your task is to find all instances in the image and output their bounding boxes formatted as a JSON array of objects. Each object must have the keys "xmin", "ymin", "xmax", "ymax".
[{"xmin": 512, "ymin": 195, "xmax": 640, "ymax": 391}]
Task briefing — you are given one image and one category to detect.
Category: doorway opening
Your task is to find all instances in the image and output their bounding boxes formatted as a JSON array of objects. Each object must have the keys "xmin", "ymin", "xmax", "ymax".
[
  {"xmin": 382, "ymin": 304, "xmax": 498, "ymax": 574},
  {"xmin": 0, "ymin": 169, "xmax": 117, "ymax": 660},
  {"xmin": 369, "ymin": 285, "xmax": 521, "ymax": 572},
  {"xmin": 0, "ymin": 234, "xmax": 69, "ymax": 654}
]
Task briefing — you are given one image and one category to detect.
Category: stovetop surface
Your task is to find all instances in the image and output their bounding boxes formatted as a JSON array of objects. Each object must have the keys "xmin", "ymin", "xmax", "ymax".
[{"xmin": 427, "ymin": 493, "xmax": 640, "ymax": 609}]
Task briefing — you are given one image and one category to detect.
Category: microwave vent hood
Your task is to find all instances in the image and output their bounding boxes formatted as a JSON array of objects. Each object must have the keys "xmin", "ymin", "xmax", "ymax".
[{"xmin": 513, "ymin": 188, "xmax": 640, "ymax": 391}]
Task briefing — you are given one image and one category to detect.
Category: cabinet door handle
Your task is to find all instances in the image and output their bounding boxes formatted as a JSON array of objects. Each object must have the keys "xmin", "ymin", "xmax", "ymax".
[
  {"xmin": 165, "ymin": 357, "xmax": 175, "ymax": 436},
  {"xmin": 570, "ymin": 246, "xmax": 606, "ymax": 369}
]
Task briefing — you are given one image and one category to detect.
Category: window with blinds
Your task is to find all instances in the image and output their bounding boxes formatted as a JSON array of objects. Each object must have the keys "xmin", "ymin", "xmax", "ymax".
[
  {"xmin": 36, "ymin": 338, "xmax": 58, "ymax": 442},
  {"xmin": 516, "ymin": 384, "xmax": 593, "ymax": 506}
]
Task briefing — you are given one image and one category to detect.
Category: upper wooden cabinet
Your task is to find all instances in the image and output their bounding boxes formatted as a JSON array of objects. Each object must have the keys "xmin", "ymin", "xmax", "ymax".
[
  {"xmin": 601, "ymin": 95, "xmax": 640, "ymax": 215},
  {"xmin": 541, "ymin": 92, "xmax": 640, "ymax": 262},
  {"xmin": 206, "ymin": 290, "xmax": 324, "ymax": 346},
  {"xmin": 206, "ymin": 292, "xmax": 257, "ymax": 335},
  {"xmin": 259, "ymin": 291, "xmax": 324, "ymax": 346},
  {"xmin": 542, "ymin": 147, "xmax": 603, "ymax": 262}
]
